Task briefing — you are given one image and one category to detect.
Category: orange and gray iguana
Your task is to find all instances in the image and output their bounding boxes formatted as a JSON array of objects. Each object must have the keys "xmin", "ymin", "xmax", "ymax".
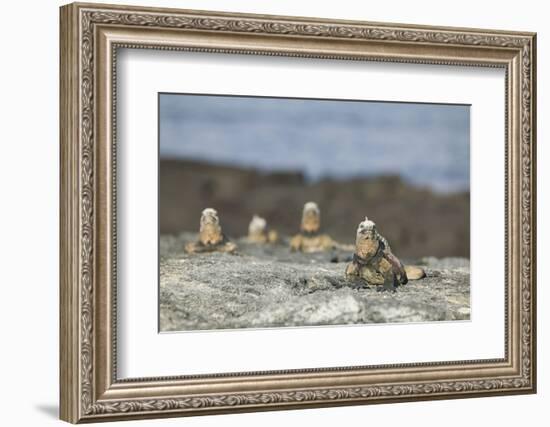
[
  {"xmin": 289, "ymin": 202, "xmax": 338, "ymax": 253},
  {"xmin": 246, "ymin": 215, "xmax": 279, "ymax": 244},
  {"xmin": 345, "ymin": 218, "xmax": 425, "ymax": 290},
  {"xmin": 184, "ymin": 208, "xmax": 237, "ymax": 254}
]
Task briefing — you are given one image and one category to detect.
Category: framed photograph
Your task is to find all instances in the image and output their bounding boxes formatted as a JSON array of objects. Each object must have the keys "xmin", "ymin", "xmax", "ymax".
[{"xmin": 60, "ymin": 2, "xmax": 537, "ymax": 423}]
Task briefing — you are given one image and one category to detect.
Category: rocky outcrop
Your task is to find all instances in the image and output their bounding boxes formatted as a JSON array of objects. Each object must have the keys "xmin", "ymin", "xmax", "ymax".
[{"xmin": 160, "ymin": 233, "xmax": 470, "ymax": 332}]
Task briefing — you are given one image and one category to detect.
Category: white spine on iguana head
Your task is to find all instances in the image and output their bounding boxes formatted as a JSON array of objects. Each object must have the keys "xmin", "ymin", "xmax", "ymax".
[
  {"xmin": 200, "ymin": 208, "xmax": 219, "ymax": 226},
  {"xmin": 301, "ymin": 201, "xmax": 321, "ymax": 233},
  {"xmin": 248, "ymin": 214, "xmax": 267, "ymax": 235},
  {"xmin": 357, "ymin": 217, "xmax": 391, "ymax": 251},
  {"xmin": 303, "ymin": 202, "xmax": 320, "ymax": 217},
  {"xmin": 356, "ymin": 217, "xmax": 375, "ymax": 235}
]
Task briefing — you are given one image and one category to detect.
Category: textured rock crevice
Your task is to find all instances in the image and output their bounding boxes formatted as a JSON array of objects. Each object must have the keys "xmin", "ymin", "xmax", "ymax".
[{"xmin": 160, "ymin": 233, "xmax": 470, "ymax": 332}]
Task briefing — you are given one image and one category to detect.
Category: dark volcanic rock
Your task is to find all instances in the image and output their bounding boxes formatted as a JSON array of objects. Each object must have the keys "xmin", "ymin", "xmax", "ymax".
[
  {"xmin": 160, "ymin": 233, "xmax": 470, "ymax": 332},
  {"xmin": 159, "ymin": 159, "xmax": 470, "ymax": 259}
]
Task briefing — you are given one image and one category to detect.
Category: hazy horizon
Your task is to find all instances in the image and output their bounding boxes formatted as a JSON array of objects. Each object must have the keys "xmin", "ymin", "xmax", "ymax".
[{"xmin": 159, "ymin": 93, "xmax": 470, "ymax": 193}]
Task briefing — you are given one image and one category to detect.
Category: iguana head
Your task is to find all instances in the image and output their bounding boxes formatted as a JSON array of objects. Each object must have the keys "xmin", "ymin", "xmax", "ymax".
[
  {"xmin": 356, "ymin": 217, "xmax": 377, "ymax": 239},
  {"xmin": 355, "ymin": 217, "xmax": 380, "ymax": 259},
  {"xmin": 248, "ymin": 214, "xmax": 267, "ymax": 235},
  {"xmin": 199, "ymin": 208, "xmax": 223, "ymax": 245},
  {"xmin": 300, "ymin": 201, "xmax": 321, "ymax": 233}
]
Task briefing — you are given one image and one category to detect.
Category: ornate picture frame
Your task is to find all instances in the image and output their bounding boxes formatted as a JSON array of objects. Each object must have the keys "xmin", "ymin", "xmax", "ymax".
[{"xmin": 60, "ymin": 2, "xmax": 536, "ymax": 423}]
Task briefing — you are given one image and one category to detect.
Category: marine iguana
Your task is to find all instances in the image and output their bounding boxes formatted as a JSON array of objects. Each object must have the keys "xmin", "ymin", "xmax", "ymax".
[
  {"xmin": 345, "ymin": 217, "xmax": 425, "ymax": 290},
  {"xmin": 184, "ymin": 208, "xmax": 237, "ymax": 254},
  {"xmin": 246, "ymin": 215, "xmax": 279, "ymax": 244},
  {"xmin": 289, "ymin": 202, "xmax": 337, "ymax": 253}
]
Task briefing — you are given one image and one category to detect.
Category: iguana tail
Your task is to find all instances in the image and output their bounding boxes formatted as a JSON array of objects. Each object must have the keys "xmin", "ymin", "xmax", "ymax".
[{"xmin": 404, "ymin": 265, "xmax": 426, "ymax": 280}]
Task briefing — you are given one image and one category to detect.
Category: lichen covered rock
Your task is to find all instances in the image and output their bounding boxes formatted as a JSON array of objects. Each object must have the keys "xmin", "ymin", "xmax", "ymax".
[{"xmin": 161, "ymin": 233, "xmax": 469, "ymax": 331}]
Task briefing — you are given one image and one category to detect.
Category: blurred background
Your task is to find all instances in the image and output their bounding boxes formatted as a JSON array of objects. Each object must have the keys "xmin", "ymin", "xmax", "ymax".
[{"xmin": 159, "ymin": 93, "xmax": 470, "ymax": 259}]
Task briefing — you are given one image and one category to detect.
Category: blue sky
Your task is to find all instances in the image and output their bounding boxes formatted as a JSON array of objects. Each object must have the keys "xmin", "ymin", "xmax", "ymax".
[{"xmin": 159, "ymin": 93, "xmax": 470, "ymax": 193}]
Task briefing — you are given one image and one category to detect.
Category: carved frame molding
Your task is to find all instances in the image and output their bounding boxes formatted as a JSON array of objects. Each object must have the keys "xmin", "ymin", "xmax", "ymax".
[{"xmin": 60, "ymin": 2, "xmax": 536, "ymax": 423}]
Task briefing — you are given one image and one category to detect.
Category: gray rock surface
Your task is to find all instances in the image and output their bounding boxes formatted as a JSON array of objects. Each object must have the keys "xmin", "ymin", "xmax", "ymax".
[{"xmin": 160, "ymin": 233, "xmax": 470, "ymax": 332}]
